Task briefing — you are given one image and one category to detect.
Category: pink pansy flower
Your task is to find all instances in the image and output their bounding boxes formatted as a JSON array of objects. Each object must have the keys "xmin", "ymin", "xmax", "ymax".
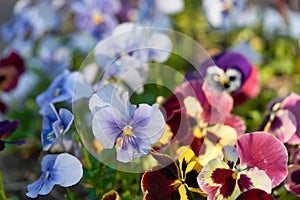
[
  {"xmin": 259, "ymin": 93, "xmax": 300, "ymax": 144},
  {"xmin": 162, "ymin": 80, "xmax": 245, "ymax": 165},
  {"xmin": 285, "ymin": 148, "xmax": 300, "ymax": 196},
  {"xmin": 198, "ymin": 132, "xmax": 288, "ymax": 200}
]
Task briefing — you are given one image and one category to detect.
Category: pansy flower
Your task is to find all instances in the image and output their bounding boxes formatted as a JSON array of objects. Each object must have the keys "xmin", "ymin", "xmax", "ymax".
[
  {"xmin": 38, "ymin": 36, "xmax": 71, "ymax": 77},
  {"xmin": 0, "ymin": 51, "xmax": 25, "ymax": 92},
  {"xmin": 71, "ymin": 0, "xmax": 121, "ymax": 40},
  {"xmin": 259, "ymin": 93, "xmax": 300, "ymax": 144},
  {"xmin": 41, "ymin": 104, "xmax": 74, "ymax": 151},
  {"xmin": 26, "ymin": 153, "xmax": 83, "ymax": 198},
  {"xmin": 0, "ymin": 120, "xmax": 25, "ymax": 151},
  {"xmin": 285, "ymin": 148, "xmax": 300, "ymax": 196},
  {"xmin": 162, "ymin": 79, "xmax": 244, "ymax": 165},
  {"xmin": 141, "ymin": 147, "xmax": 205, "ymax": 200},
  {"xmin": 202, "ymin": 0, "xmax": 257, "ymax": 29},
  {"xmin": 94, "ymin": 22, "xmax": 172, "ymax": 93},
  {"xmin": 102, "ymin": 190, "xmax": 121, "ymax": 200},
  {"xmin": 186, "ymin": 51, "xmax": 260, "ymax": 105},
  {"xmin": 36, "ymin": 70, "xmax": 93, "ymax": 115},
  {"xmin": 89, "ymin": 84, "xmax": 165, "ymax": 163},
  {"xmin": 198, "ymin": 132, "xmax": 288, "ymax": 200}
]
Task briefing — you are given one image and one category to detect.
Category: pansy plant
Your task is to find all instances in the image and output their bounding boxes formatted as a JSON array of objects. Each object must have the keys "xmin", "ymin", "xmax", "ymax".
[
  {"xmin": 89, "ymin": 84, "xmax": 165, "ymax": 163},
  {"xmin": 198, "ymin": 132, "xmax": 288, "ymax": 200}
]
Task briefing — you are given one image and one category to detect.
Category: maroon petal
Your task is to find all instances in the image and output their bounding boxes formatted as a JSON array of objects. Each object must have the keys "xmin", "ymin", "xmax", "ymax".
[
  {"xmin": 141, "ymin": 166, "xmax": 182, "ymax": 200},
  {"xmin": 237, "ymin": 132, "xmax": 288, "ymax": 187},
  {"xmin": 211, "ymin": 168, "xmax": 236, "ymax": 198},
  {"xmin": 102, "ymin": 190, "xmax": 121, "ymax": 200},
  {"xmin": 236, "ymin": 189, "xmax": 275, "ymax": 200}
]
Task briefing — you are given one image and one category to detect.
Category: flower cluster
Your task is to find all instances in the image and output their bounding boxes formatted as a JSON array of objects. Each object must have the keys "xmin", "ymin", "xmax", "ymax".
[{"xmin": 1, "ymin": 0, "xmax": 300, "ymax": 199}]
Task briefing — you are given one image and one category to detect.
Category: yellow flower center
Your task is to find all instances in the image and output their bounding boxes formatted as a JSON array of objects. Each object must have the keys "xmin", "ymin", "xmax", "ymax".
[
  {"xmin": 92, "ymin": 12, "xmax": 103, "ymax": 25},
  {"xmin": 224, "ymin": 3, "xmax": 232, "ymax": 12},
  {"xmin": 53, "ymin": 88, "xmax": 60, "ymax": 97},
  {"xmin": 123, "ymin": 125, "xmax": 133, "ymax": 137},
  {"xmin": 232, "ymin": 171, "xmax": 238, "ymax": 180}
]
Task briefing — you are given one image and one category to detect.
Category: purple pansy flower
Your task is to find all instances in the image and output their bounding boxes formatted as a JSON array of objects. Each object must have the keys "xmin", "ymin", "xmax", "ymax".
[
  {"xmin": 41, "ymin": 104, "xmax": 74, "ymax": 151},
  {"xmin": 186, "ymin": 51, "xmax": 260, "ymax": 105},
  {"xmin": 71, "ymin": 0, "xmax": 121, "ymax": 40},
  {"xmin": 285, "ymin": 148, "xmax": 300, "ymax": 196},
  {"xmin": 89, "ymin": 84, "xmax": 165, "ymax": 163},
  {"xmin": 36, "ymin": 70, "xmax": 93, "ymax": 115},
  {"xmin": 0, "ymin": 120, "xmax": 25, "ymax": 151},
  {"xmin": 94, "ymin": 22, "xmax": 172, "ymax": 93},
  {"xmin": 26, "ymin": 153, "xmax": 83, "ymax": 198},
  {"xmin": 198, "ymin": 132, "xmax": 288, "ymax": 200},
  {"xmin": 259, "ymin": 93, "xmax": 300, "ymax": 144},
  {"xmin": 236, "ymin": 189, "xmax": 275, "ymax": 200}
]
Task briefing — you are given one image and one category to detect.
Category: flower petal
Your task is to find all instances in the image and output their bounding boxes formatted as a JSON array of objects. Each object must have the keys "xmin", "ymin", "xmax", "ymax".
[
  {"xmin": 155, "ymin": 0, "xmax": 184, "ymax": 14},
  {"xmin": 53, "ymin": 153, "xmax": 83, "ymax": 187},
  {"xmin": 132, "ymin": 104, "xmax": 151, "ymax": 127},
  {"xmin": 141, "ymin": 165, "xmax": 181, "ymax": 200},
  {"xmin": 292, "ymin": 148, "xmax": 300, "ymax": 165},
  {"xmin": 147, "ymin": 32, "xmax": 172, "ymax": 63},
  {"xmin": 58, "ymin": 108, "xmax": 74, "ymax": 134},
  {"xmin": 238, "ymin": 168, "xmax": 272, "ymax": 194},
  {"xmin": 236, "ymin": 189, "xmax": 275, "ymax": 200},
  {"xmin": 92, "ymin": 107, "xmax": 125, "ymax": 149},
  {"xmin": 133, "ymin": 104, "xmax": 165, "ymax": 144},
  {"xmin": 222, "ymin": 145, "xmax": 239, "ymax": 169},
  {"xmin": 237, "ymin": 132, "xmax": 288, "ymax": 187},
  {"xmin": 285, "ymin": 165, "xmax": 300, "ymax": 196}
]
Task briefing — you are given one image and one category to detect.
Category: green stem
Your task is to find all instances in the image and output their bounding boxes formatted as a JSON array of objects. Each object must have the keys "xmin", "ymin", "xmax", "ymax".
[
  {"xmin": 66, "ymin": 188, "xmax": 74, "ymax": 200},
  {"xmin": 0, "ymin": 172, "xmax": 8, "ymax": 200},
  {"xmin": 82, "ymin": 146, "xmax": 92, "ymax": 170}
]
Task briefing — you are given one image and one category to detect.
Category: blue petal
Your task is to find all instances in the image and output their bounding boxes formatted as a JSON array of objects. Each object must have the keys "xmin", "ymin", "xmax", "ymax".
[
  {"xmin": 53, "ymin": 153, "xmax": 83, "ymax": 187},
  {"xmin": 41, "ymin": 154, "xmax": 58, "ymax": 172},
  {"xmin": 58, "ymin": 108, "xmax": 74, "ymax": 134},
  {"xmin": 131, "ymin": 104, "xmax": 151, "ymax": 127},
  {"xmin": 133, "ymin": 104, "xmax": 165, "ymax": 144},
  {"xmin": 92, "ymin": 106, "xmax": 126, "ymax": 148},
  {"xmin": 26, "ymin": 178, "xmax": 44, "ymax": 198},
  {"xmin": 116, "ymin": 135, "xmax": 151, "ymax": 163}
]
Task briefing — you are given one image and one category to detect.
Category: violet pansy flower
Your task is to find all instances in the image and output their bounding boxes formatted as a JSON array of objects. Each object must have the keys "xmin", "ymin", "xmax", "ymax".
[
  {"xmin": 198, "ymin": 132, "xmax": 288, "ymax": 200},
  {"xmin": 285, "ymin": 148, "xmax": 300, "ymax": 196},
  {"xmin": 259, "ymin": 93, "xmax": 300, "ymax": 144},
  {"xmin": 71, "ymin": 0, "xmax": 121, "ymax": 40},
  {"xmin": 0, "ymin": 120, "xmax": 25, "ymax": 151},
  {"xmin": 26, "ymin": 153, "xmax": 83, "ymax": 198},
  {"xmin": 89, "ymin": 84, "xmax": 165, "ymax": 163},
  {"xmin": 41, "ymin": 105, "xmax": 74, "ymax": 151},
  {"xmin": 186, "ymin": 51, "xmax": 260, "ymax": 105}
]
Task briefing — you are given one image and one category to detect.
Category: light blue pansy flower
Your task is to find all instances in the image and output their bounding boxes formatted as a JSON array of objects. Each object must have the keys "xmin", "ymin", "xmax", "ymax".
[
  {"xmin": 26, "ymin": 153, "xmax": 83, "ymax": 198},
  {"xmin": 89, "ymin": 84, "xmax": 165, "ymax": 163}
]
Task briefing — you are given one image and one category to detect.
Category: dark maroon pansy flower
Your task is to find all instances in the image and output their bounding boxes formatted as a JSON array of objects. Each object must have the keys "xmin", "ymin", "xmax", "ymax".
[
  {"xmin": 0, "ymin": 51, "xmax": 25, "ymax": 92},
  {"xmin": 236, "ymin": 189, "xmax": 275, "ymax": 200},
  {"xmin": 141, "ymin": 148, "xmax": 205, "ymax": 200},
  {"xmin": 0, "ymin": 120, "xmax": 25, "ymax": 151},
  {"xmin": 101, "ymin": 190, "xmax": 121, "ymax": 200},
  {"xmin": 185, "ymin": 51, "xmax": 260, "ymax": 105}
]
